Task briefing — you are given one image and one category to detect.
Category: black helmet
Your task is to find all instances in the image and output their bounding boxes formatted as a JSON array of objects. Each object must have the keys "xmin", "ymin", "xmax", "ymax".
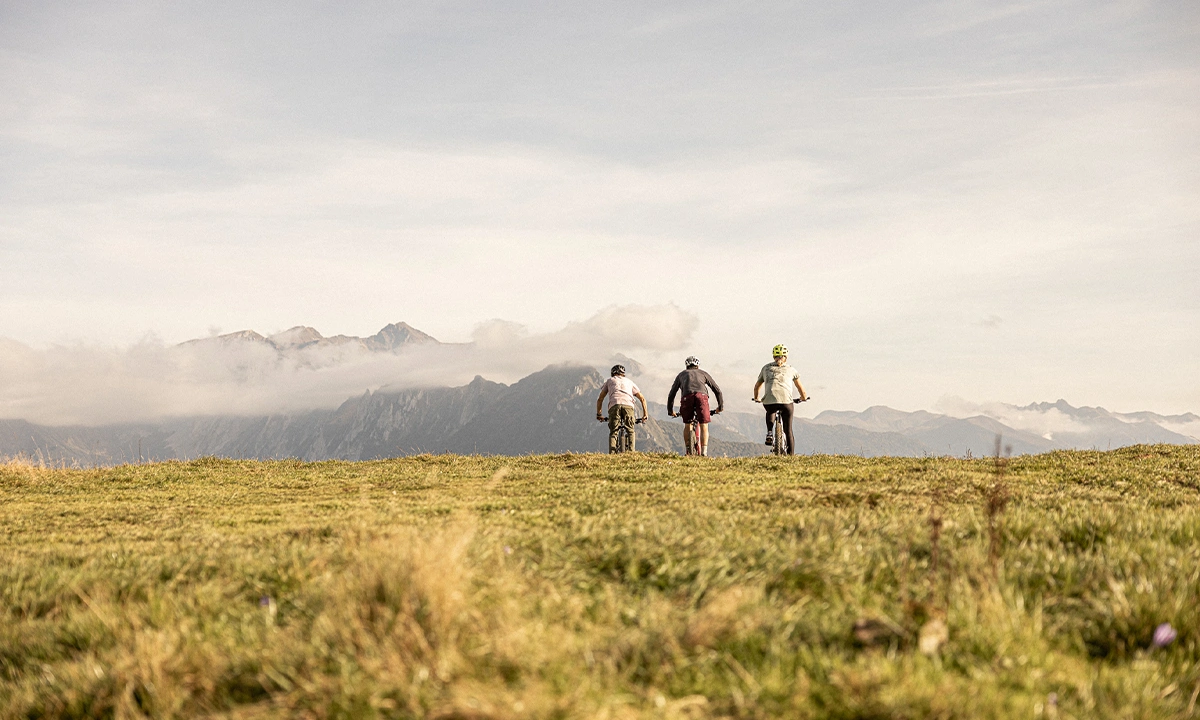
[{"xmin": 610, "ymin": 364, "xmax": 625, "ymax": 376}]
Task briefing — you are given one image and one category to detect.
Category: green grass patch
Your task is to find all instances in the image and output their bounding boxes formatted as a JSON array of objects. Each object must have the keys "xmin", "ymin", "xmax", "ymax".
[{"xmin": 1, "ymin": 446, "xmax": 1198, "ymax": 718}]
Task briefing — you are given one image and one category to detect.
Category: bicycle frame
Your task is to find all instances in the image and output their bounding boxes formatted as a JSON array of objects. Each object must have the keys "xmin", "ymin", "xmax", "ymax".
[
  {"xmin": 615, "ymin": 424, "xmax": 633, "ymax": 453},
  {"xmin": 687, "ymin": 418, "xmax": 701, "ymax": 456},
  {"xmin": 601, "ymin": 414, "xmax": 643, "ymax": 453},
  {"xmin": 680, "ymin": 402, "xmax": 710, "ymax": 456},
  {"xmin": 754, "ymin": 395, "xmax": 809, "ymax": 456},
  {"xmin": 772, "ymin": 409, "xmax": 787, "ymax": 455}
]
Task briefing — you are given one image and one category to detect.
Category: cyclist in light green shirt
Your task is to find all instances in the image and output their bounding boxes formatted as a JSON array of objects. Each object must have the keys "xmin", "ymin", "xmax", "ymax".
[{"xmin": 752, "ymin": 344, "xmax": 808, "ymax": 455}]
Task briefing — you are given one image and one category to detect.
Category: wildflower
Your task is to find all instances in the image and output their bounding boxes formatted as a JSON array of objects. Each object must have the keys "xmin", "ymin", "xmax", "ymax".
[
  {"xmin": 260, "ymin": 595, "xmax": 278, "ymax": 624},
  {"xmin": 1152, "ymin": 623, "xmax": 1177, "ymax": 648},
  {"xmin": 504, "ymin": 546, "xmax": 513, "ymax": 554}
]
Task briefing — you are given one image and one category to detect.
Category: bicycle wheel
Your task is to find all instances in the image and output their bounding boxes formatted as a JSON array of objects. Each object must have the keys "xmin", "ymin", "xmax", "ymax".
[{"xmin": 773, "ymin": 413, "xmax": 785, "ymax": 455}]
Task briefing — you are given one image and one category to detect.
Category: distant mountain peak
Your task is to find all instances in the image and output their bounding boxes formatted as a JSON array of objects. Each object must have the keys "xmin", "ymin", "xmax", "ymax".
[
  {"xmin": 178, "ymin": 321, "xmax": 438, "ymax": 353},
  {"xmin": 609, "ymin": 353, "xmax": 645, "ymax": 376},
  {"xmin": 178, "ymin": 330, "xmax": 269, "ymax": 347},
  {"xmin": 269, "ymin": 326, "xmax": 324, "ymax": 348},
  {"xmin": 366, "ymin": 322, "xmax": 439, "ymax": 351},
  {"xmin": 1018, "ymin": 399, "xmax": 1099, "ymax": 414}
]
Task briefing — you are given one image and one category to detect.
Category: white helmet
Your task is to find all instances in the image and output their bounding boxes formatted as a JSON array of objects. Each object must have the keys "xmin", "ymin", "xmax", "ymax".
[{"xmin": 685, "ymin": 356, "xmax": 700, "ymax": 367}]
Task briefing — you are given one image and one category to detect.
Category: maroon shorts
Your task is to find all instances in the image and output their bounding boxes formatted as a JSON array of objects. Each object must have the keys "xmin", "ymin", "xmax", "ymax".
[{"xmin": 680, "ymin": 393, "xmax": 711, "ymax": 424}]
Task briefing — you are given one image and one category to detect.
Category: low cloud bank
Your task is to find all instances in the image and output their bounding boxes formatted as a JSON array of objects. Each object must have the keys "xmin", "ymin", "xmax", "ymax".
[
  {"xmin": 1161, "ymin": 419, "xmax": 1200, "ymax": 442},
  {"xmin": 935, "ymin": 397, "xmax": 1089, "ymax": 438},
  {"xmin": 0, "ymin": 304, "xmax": 698, "ymax": 426},
  {"xmin": 935, "ymin": 396, "xmax": 1200, "ymax": 442}
]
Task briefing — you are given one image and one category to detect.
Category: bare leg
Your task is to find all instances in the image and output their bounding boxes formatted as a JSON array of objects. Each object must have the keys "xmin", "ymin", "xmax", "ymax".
[
  {"xmin": 682, "ymin": 422, "xmax": 694, "ymax": 455},
  {"xmin": 700, "ymin": 423, "xmax": 710, "ymax": 456}
]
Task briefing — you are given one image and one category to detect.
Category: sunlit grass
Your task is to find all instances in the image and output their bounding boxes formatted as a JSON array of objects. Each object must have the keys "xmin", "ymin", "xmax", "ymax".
[{"xmin": 2, "ymin": 446, "xmax": 1198, "ymax": 718}]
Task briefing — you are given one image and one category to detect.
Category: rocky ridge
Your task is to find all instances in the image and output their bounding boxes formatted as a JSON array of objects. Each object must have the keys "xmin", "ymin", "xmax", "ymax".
[{"xmin": 180, "ymin": 322, "xmax": 438, "ymax": 354}]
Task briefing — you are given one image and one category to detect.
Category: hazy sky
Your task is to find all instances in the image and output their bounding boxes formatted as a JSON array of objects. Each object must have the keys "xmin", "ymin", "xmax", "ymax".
[{"xmin": 2, "ymin": 0, "xmax": 1197, "ymax": 418}]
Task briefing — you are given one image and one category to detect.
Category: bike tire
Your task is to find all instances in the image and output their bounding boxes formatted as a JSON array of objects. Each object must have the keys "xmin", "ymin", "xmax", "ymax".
[
  {"xmin": 773, "ymin": 413, "xmax": 785, "ymax": 455},
  {"xmin": 619, "ymin": 426, "xmax": 632, "ymax": 453}
]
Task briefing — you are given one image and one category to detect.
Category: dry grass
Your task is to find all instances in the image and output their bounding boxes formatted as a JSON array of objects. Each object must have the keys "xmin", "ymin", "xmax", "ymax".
[{"xmin": 1, "ymin": 446, "xmax": 1198, "ymax": 718}]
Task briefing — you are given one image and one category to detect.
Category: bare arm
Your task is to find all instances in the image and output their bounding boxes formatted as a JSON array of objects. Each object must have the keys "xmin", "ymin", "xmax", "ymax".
[
  {"xmin": 634, "ymin": 391, "xmax": 649, "ymax": 420},
  {"xmin": 596, "ymin": 387, "xmax": 608, "ymax": 418},
  {"xmin": 752, "ymin": 380, "xmax": 764, "ymax": 401},
  {"xmin": 793, "ymin": 377, "xmax": 808, "ymax": 402}
]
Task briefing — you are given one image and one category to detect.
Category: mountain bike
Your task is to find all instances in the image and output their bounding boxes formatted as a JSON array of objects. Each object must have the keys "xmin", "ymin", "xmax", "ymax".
[
  {"xmin": 688, "ymin": 419, "xmax": 701, "ymax": 456},
  {"xmin": 683, "ymin": 408, "xmax": 722, "ymax": 456},
  {"xmin": 754, "ymin": 397, "xmax": 810, "ymax": 456},
  {"xmin": 600, "ymin": 415, "xmax": 646, "ymax": 453},
  {"xmin": 671, "ymin": 399, "xmax": 720, "ymax": 456}
]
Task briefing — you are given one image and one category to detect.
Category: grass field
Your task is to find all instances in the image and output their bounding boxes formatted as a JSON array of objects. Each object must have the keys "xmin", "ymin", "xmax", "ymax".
[{"xmin": 2, "ymin": 446, "xmax": 1199, "ymax": 719}]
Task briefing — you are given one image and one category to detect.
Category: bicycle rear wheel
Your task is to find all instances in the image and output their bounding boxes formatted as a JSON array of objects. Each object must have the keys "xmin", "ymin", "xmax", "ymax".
[{"xmin": 773, "ymin": 413, "xmax": 785, "ymax": 455}]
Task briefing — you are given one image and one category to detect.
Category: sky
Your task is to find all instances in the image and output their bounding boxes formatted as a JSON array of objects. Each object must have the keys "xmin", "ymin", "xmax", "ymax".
[{"xmin": 1, "ymin": 0, "xmax": 1197, "ymax": 423}]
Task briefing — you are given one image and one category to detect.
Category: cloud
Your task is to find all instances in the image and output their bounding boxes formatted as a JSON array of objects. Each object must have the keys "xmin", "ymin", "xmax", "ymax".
[
  {"xmin": 2, "ymin": 1, "xmax": 1196, "ymax": 419},
  {"xmin": 0, "ymin": 304, "xmax": 697, "ymax": 426},
  {"xmin": 935, "ymin": 396, "xmax": 1089, "ymax": 437},
  {"xmin": 469, "ymin": 304, "xmax": 697, "ymax": 354},
  {"xmin": 566, "ymin": 304, "xmax": 699, "ymax": 350},
  {"xmin": 1159, "ymin": 419, "xmax": 1200, "ymax": 442}
]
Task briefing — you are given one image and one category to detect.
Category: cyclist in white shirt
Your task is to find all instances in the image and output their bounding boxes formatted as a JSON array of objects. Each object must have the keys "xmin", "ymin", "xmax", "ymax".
[
  {"xmin": 596, "ymin": 364, "xmax": 649, "ymax": 453},
  {"xmin": 752, "ymin": 344, "xmax": 808, "ymax": 455}
]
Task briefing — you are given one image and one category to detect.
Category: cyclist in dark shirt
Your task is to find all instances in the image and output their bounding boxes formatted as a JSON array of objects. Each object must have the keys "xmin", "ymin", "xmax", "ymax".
[{"xmin": 667, "ymin": 356, "xmax": 724, "ymax": 456}]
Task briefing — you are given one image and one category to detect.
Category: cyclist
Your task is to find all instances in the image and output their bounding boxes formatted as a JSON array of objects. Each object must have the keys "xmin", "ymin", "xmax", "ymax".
[
  {"xmin": 596, "ymin": 364, "xmax": 649, "ymax": 453},
  {"xmin": 667, "ymin": 356, "xmax": 724, "ymax": 456},
  {"xmin": 752, "ymin": 344, "xmax": 808, "ymax": 455}
]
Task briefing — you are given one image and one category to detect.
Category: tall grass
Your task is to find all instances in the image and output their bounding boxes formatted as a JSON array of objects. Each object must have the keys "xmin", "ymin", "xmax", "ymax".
[{"xmin": 1, "ymin": 446, "xmax": 1198, "ymax": 718}]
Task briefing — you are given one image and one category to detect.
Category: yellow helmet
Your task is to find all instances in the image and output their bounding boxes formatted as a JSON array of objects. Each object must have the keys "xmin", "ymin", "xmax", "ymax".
[{"xmin": 772, "ymin": 344, "xmax": 788, "ymax": 357}]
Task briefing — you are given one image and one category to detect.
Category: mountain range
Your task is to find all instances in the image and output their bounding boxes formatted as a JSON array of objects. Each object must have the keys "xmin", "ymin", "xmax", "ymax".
[
  {"xmin": 180, "ymin": 321, "xmax": 439, "ymax": 354},
  {"xmin": 0, "ymin": 365, "xmax": 738, "ymax": 465},
  {"xmin": 1, "ymin": 322, "xmax": 1195, "ymax": 466}
]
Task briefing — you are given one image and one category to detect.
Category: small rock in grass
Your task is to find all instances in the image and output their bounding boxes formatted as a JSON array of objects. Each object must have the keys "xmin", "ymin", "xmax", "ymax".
[
  {"xmin": 853, "ymin": 616, "xmax": 905, "ymax": 647},
  {"xmin": 918, "ymin": 618, "xmax": 948, "ymax": 655}
]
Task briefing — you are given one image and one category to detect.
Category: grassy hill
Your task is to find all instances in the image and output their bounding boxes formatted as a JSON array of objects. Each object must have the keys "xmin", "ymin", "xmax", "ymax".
[{"xmin": 2, "ymin": 446, "xmax": 1198, "ymax": 718}]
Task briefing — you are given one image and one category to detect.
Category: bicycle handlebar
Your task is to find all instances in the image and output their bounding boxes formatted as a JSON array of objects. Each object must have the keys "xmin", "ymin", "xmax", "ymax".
[{"xmin": 752, "ymin": 396, "xmax": 812, "ymax": 404}]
